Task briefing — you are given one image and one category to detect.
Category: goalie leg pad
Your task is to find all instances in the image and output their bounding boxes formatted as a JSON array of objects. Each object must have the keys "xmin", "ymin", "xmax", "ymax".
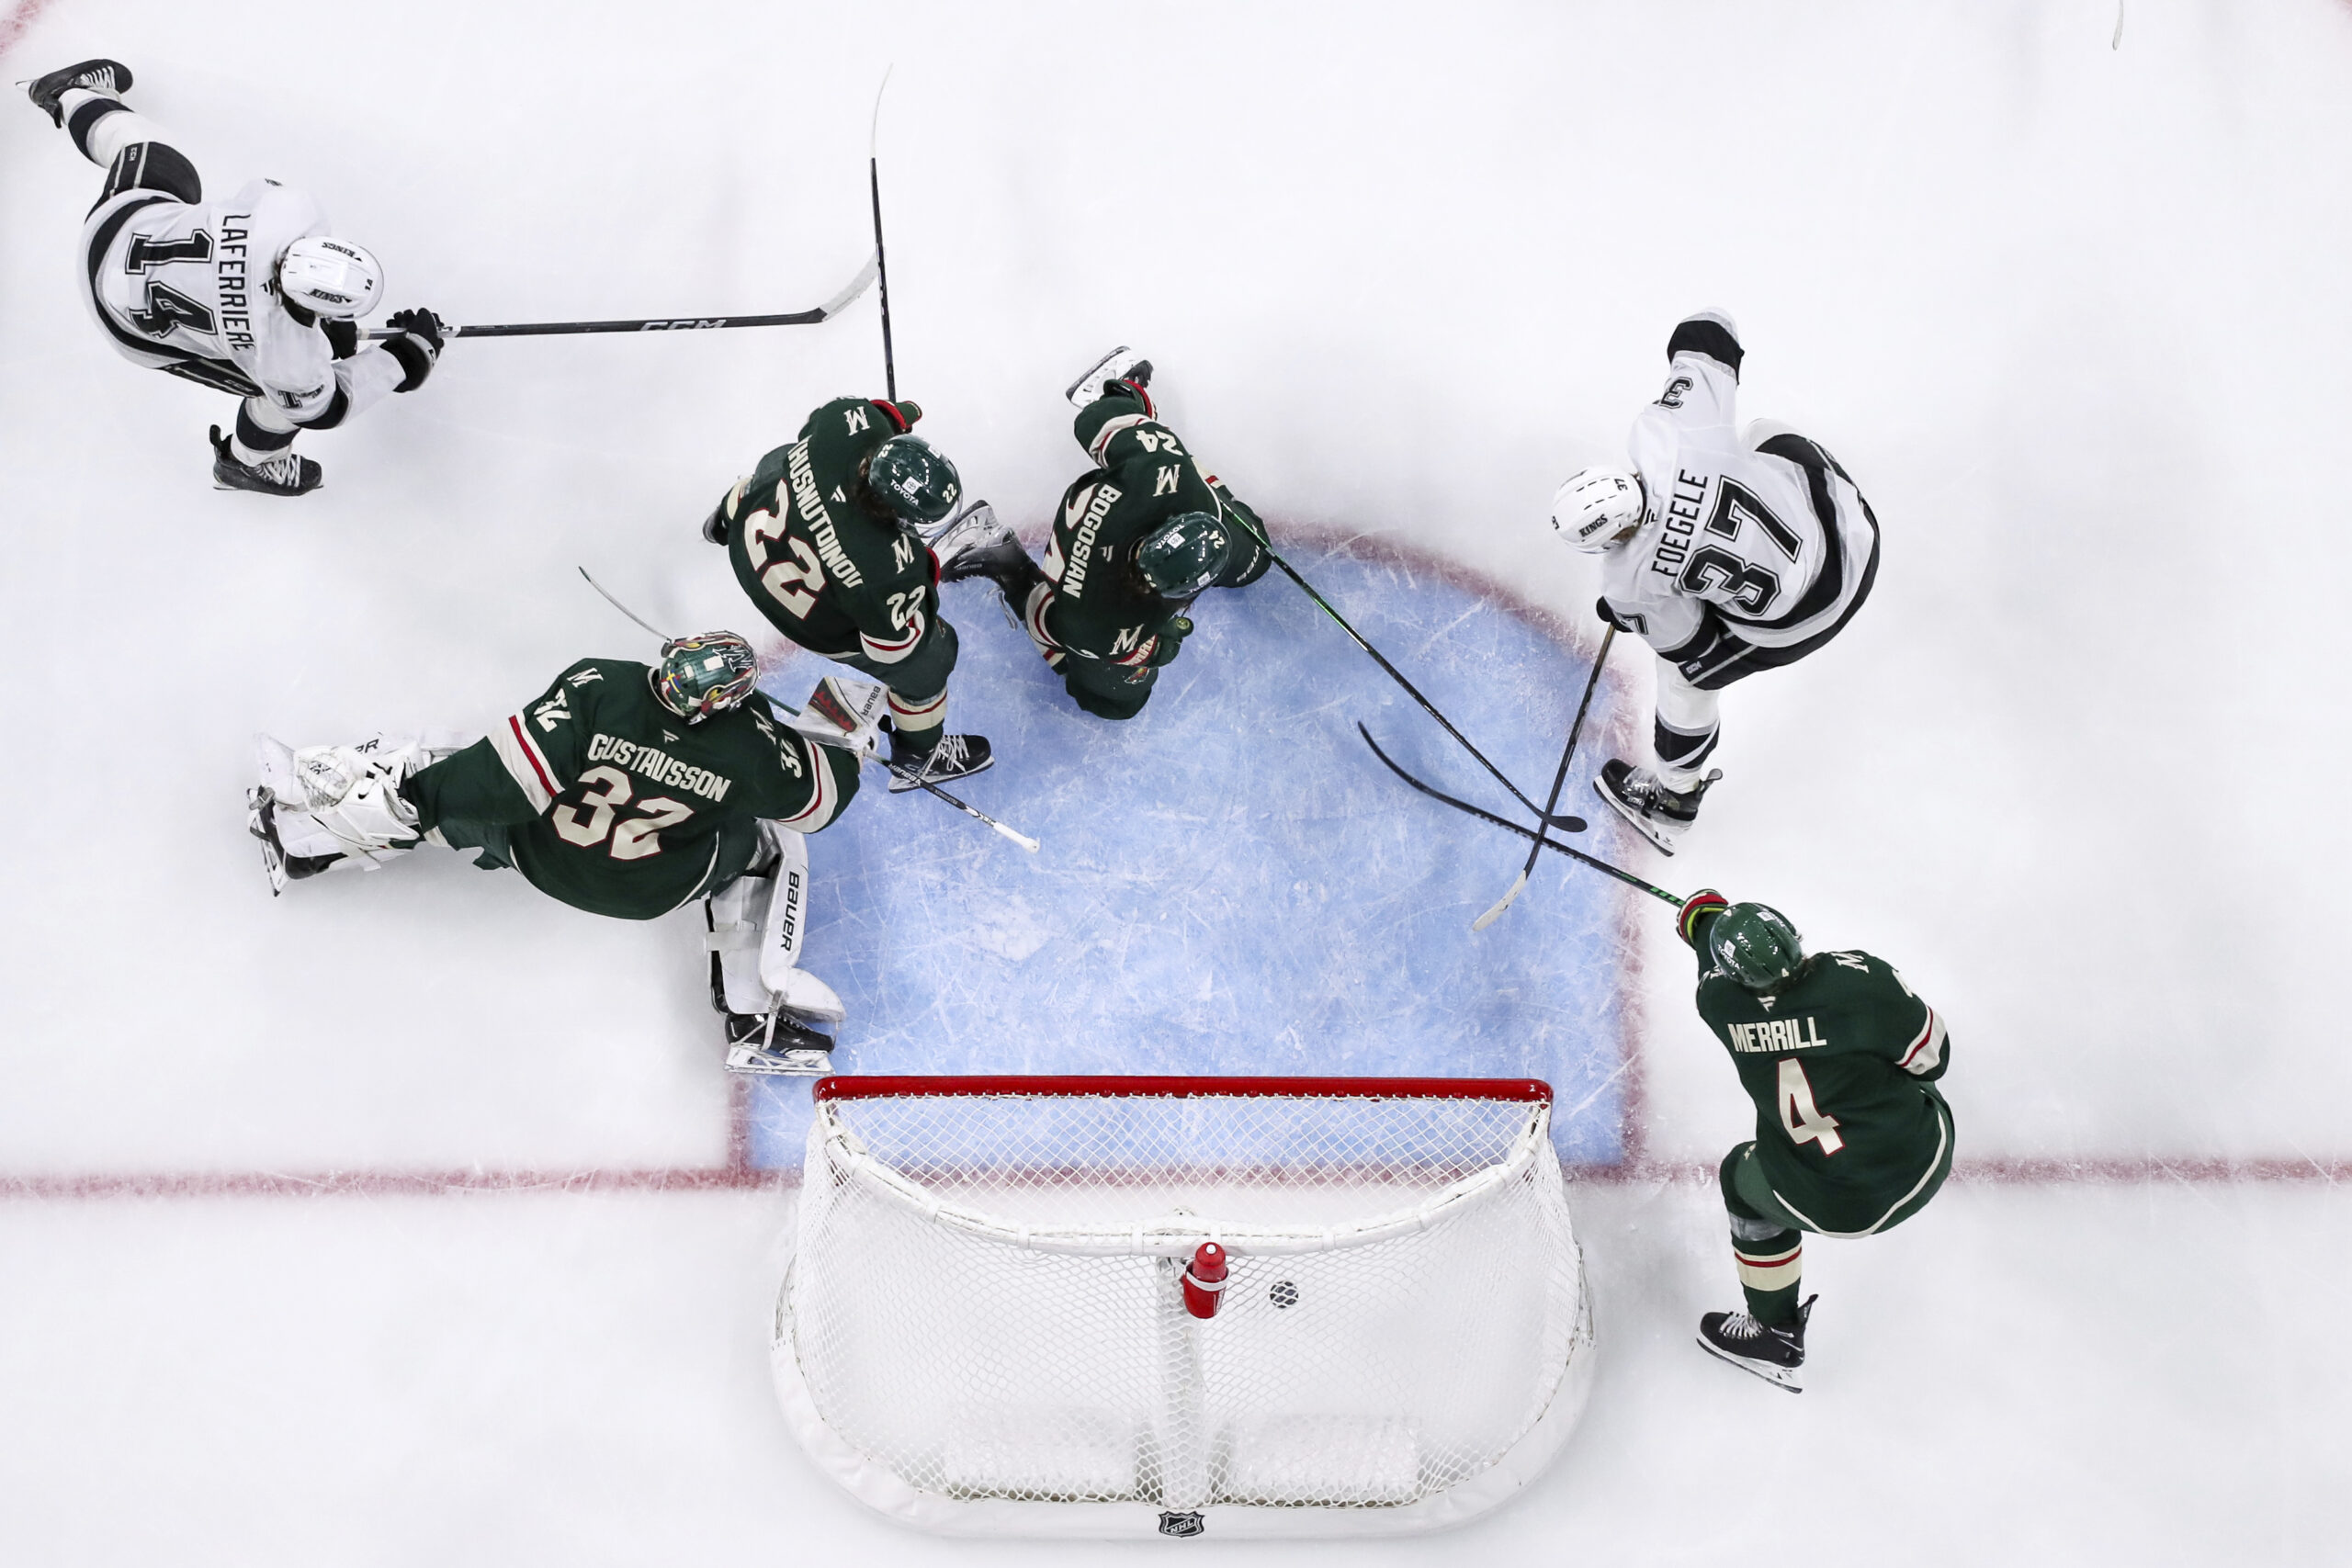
[{"xmin": 704, "ymin": 827, "xmax": 847, "ymax": 1023}]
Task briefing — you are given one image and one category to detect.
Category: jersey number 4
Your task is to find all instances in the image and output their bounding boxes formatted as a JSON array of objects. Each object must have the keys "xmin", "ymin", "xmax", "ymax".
[
  {"xmin": 1777, "ymin": 1058, "xmax": 1845, "ymax": 1156},
  {"xmin": 552, "ymin": 765, "xmax": 695, "ymax": 861}
]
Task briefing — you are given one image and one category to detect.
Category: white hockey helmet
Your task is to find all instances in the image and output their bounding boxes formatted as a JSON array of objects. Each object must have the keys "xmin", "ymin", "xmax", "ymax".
[
  {"xmin": 277, "ymin": 235, "xmax": 384, "ymax": 319},
  {"xmin": 1549, "ymin": 468, "xmax": 1646, "ymax": 553}
]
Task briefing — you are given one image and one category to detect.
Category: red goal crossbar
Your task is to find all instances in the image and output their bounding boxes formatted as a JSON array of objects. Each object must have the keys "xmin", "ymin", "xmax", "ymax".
[{"xmin": 812, "ymin": 1076, "xmax": 1552, "ymax": 1104}]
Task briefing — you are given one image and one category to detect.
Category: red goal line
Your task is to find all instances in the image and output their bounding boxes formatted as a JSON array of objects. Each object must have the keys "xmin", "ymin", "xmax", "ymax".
[{"xmin": 1, "ymin": 1152, "xmax": 2345, "ymax": 1203}]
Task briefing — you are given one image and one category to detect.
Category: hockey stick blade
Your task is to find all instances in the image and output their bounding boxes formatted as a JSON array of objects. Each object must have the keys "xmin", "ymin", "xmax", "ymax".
[
  {"xmin": 1470, "ymin": 869, "xmax": 1528, "ymax": 931},
  {"xmin": 1474, "ymin": 625, "xmax": 1614, "ymax": 930},
  {"xmin": 1358, "ymin": 722, "xmax": 1679, "ymax": 907}
]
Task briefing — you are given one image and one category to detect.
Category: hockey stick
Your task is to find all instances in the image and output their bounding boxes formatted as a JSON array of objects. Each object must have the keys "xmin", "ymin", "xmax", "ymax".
[
  {"xmin": 575, "ymin": 569, "xmax": 1038, "ymax": 852},
  {"xmin": 1220, "ymin": 509, "xmax": 1566, "ymax": 826},
  {"xmin": 365, "ymin": 252, "xmax": 879, "ymax": 340},
  {"xmin": 868, "ymin": 68, "xmax": 899, "ymax": 402},
  {"xmin": 1472, "ymin": 626, "xmax": 1614, "ymax": 931},
  {"xmin": 1359, "ymin": 721, "xmax": 1679, "ymax": 907}
]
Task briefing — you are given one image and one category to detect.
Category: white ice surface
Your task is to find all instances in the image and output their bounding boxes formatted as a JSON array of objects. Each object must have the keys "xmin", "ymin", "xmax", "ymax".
[{"xmin": 3, "ymin": 0, "xmax": 2350, "ymax": 1562}]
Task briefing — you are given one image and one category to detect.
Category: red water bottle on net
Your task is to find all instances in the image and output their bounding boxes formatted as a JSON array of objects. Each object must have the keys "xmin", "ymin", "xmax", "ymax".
[{"xmin": 1182, "ymin": 1241, "xmax": 1229, "ymax": 1320}]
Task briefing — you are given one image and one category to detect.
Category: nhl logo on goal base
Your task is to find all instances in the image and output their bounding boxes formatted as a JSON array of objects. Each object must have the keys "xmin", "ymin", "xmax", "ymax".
[{"xmin": 770, "ymin": 1075, "xmax": 1598, "ymax": 1539}]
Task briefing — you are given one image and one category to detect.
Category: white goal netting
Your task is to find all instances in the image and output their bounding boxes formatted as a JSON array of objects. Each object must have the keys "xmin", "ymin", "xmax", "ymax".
[{"xmin": 771, "ymin": 1077, "xmax": 1594, "ymax": 1539}]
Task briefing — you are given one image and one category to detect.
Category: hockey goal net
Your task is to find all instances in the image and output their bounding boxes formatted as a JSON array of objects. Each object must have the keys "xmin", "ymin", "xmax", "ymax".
[{"xmin": 771, "ymin": 1076, "xmax": 1594, "ymax": 1539}]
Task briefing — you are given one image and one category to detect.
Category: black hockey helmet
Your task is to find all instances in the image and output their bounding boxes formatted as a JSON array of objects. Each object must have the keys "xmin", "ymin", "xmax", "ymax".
[
  {"xmin": 865, "ymin": 435, "xmax": 961, "ymax": 525},
  {"xmin": 1708, "ymin": 902, "xmax": 1805, "ymax": 991},
  {"xmin": 1135, "ymin": 511, "xmax": 1233, "ymax": 598},
  {"xmin": 651, "ymin": 632, "xmax": 759, "ymax": 722}
]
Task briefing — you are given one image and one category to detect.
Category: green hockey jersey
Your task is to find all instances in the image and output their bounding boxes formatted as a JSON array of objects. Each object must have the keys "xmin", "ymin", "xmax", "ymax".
[
  {"xmin": 1690, "ymin": 926, "xmax": 1954, "ymax": 1236},
  {"xmin": 719, "ymin": 396, "xmax": 944, "ymax": 669},
  {"xmin": 1022, "ymin": 386, "xmax": 1262, "ymax": 669},
  {"xmin": 403, "ymin": 658, "xmax": 860, "ymax": 921}
]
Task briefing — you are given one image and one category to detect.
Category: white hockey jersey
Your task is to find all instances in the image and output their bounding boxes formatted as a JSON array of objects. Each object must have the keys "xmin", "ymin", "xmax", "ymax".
[
  {"xmin": 1599, "ymin": 313, "xmax": 1878, "ymax": 671},
  {"xmin": 79, "ymin": 176, "xmax": 396, "ymax": 423}
]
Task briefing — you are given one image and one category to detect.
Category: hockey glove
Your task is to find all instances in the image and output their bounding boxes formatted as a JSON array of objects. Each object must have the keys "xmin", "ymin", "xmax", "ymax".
[
  {"xmin": 1677, "ymin": 888, "xmax": 1729, "ymax": 949},
  {"xmin": 322, "ymin": 317, "xmax": 363, "ymax": 359},
  {"xmin": 1146, "ymin": 615, "xmax": 1193, "ymax": 667},
  {"xmin": 383, "ymin": 307, "xmax": 447, "ymax": 393}
]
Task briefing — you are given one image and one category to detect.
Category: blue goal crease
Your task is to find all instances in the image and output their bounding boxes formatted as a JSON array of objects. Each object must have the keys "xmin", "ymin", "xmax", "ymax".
[{"xmin": 744, "ymin": 543, "xmax": 1631, "ymax": 1172}]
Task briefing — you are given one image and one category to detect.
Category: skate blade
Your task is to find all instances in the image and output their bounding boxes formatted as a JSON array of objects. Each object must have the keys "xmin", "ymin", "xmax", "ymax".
[
  {"xmin": 1064, "ymin": 344, "xmax": 1133, "ymax": 406},
  {"xmin": 1697, "ymin": 1333, "xmax": 1804, "ymax": 1393},
  {"xmin": 725, "ymin": 1043, "xmax": 833, "ymax": 1077},
  {"xmin": 1594, "ymin": 778, "xmax": 1680, "ymax": 856},
  {"xmin": 245, "ymin": 787, "xmax": 290, "ymax": 896}
]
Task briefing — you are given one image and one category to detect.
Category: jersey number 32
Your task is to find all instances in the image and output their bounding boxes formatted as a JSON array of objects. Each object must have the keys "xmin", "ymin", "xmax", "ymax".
[{"xmin": 552, "ymin": 765, "xmax": 695, "ymax": 860}]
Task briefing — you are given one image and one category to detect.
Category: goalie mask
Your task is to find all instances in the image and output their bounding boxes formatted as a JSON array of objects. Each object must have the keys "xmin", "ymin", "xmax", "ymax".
[
  {"xmin": 865, "ymin": 435, "xmax": 961, "ymax": 525},
  {"xmin": 277, "ymin": 235, "xmax": 385, "ymax": 319},
  {"xmin": 1134, "ymin": 511, "xmax": 1232, "ymax": 598},
  {"xmin": 651, "ymin": 632, "xmax": 759, "ymax": 722},
  {"xmin": 1709, "ymin": 902, "xmax": 1805, "ymax": 991}
]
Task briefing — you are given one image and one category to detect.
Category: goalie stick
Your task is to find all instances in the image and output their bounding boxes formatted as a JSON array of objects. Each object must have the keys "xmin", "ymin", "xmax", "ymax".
[
  {"xmin": 1359, "ymin": 721, "xmax": 1679, "ymax": 907},
  {"xmin": 365, "ymin": 253, "xmax": 878, "ymax": 340},
  {"xmin": 575, "ymin": 569, "xmax": 1039, "ymax": 853},
  {"xmin": 1472, "ymin": 626, "xmax": 1614, "ymax": 931}
]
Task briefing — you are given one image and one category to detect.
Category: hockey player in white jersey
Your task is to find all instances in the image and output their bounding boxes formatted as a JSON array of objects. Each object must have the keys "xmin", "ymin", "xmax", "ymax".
[
  {"xmin": 1553, "ymin": 312, "xmax": 1881, "ymax": 852},
  {"xmin": 26, "ymin": 61, "xmax": 446, "ymax": 496}
]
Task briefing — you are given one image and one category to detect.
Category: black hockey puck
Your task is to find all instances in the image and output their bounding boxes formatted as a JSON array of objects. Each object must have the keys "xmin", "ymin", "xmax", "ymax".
[
  {"xmin": 1271, "ymin": 1280, "xmax": 1298, "ymax": 1308},
  {"xmin": 1544, "ymin": 811, "xmax": 1589, "ymax": 833}
]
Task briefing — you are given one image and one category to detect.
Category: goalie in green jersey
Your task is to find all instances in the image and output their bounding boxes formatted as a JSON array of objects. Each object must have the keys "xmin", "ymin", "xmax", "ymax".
[
  {"xmin": 1674, "ymin": 889, "xmax": 1956, "ymax": 1392},
  {"xmin": 701, "ymin": 395, "xmax": 993, "ymax": 792},
  {"xmin": 932, "ymin": 349, "xmax": 1271, "ymax": 721},
  {"xmin": 245, "ymin": 633, "xmax": 875, "ymax": 1077}
]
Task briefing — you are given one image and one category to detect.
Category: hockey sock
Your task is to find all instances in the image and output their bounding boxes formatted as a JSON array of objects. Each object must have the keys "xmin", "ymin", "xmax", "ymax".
[
  {"xmin": 1729, "ymin": 1214, "xmax": 1804, "ymax": 1325},
  {"xmin": 1722, "ymin": 1146, "xmax": 1804, "ymax": 1325},
  {"xmin": 888, "ymin": 690, "xmax": 947, "ymax": 756},
  {"xmin": 1652, "ymin": 661, "xmax": 1720, "ymax": 792},
  {"xmin": 63, "ymin": 93, "xmax": 164, "ymax": 167},
  {"xmin": 232, "ymin": 401, "xmax": 299, "ymax": 466}
]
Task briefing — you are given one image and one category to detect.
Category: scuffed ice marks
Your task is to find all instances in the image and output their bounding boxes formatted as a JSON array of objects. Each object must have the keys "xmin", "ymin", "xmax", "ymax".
[{"xmin": 746, "ymin": 541, "xmax": 1630, "ymax": 1167}]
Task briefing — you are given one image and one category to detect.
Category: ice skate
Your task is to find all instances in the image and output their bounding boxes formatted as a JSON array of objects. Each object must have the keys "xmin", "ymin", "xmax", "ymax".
[
  {"xmin": 722, "ymin": 1010, "xmax": 835, "ymax": 1077},
  {"xmin": 1595, "ymin": 759, "xmax": 1719, "ymax": 856},
  {"xmin": 1697, "ymin": 1294, "xmax": 1815, "ymax": 1393},
  {"xmin": 930, "ymin": 501, "xmax": 1019, "ymax": 576},
  {"xmin": 210, "ymin": 425, "xmax": 322, "ymax": 497},
  {"xmin": 889, "ymin": 728, "xmax": 993, "ymax": 794},
  {"xmin": 1065, "ymin": 345, "xmax": 1153, "ymax": 408},
  {"xmin": 26, "ymin": 59, "xmax": 131, "ymax": 125}
]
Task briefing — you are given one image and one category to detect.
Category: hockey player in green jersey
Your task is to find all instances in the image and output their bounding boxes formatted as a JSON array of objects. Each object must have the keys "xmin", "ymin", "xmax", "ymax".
[
  {"xmin": 246, "ymin": 633, "xmax": 868, "ymax": 1076},
  {"xmin": 701, "ymin": 395, "xmax": 992, "ymax": 791},
  {"xmin": 933, "ymin": 350, "xmax": 1271, "ymax": 721},
  {"xmin": 1674, "ymin": 889, "xmax": 1954, "ymax": 1391}
]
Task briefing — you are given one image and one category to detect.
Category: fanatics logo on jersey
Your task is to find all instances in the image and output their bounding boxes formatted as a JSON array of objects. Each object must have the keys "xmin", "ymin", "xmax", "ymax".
[{"xmin": 1726, "ymin": 1017, "xmax": 1828, "ymax": 1055}]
